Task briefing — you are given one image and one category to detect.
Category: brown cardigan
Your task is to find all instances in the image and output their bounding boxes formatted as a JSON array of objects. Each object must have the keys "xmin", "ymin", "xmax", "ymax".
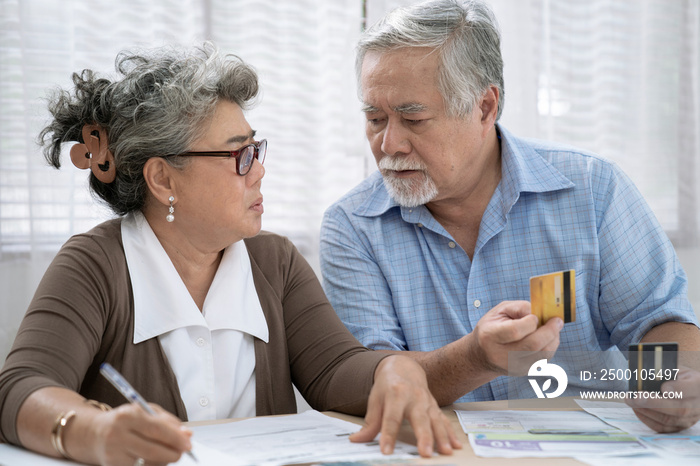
[{"xmin": 0, "ymin": 219, "xmax": 386, "ymax": 446}]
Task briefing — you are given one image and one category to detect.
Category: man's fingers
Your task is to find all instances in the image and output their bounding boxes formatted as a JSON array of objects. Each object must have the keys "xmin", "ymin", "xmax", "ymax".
[
  {"xmin": 406, "ymin": 407, "xmax": 434, "ymax": 457},
  {"xmin": 349, "ymin": 392, "xmax": 382, "ymax": 444},
  {"xmin": 349, "ymin": 424, "xmax": 380, "ymax": 443},
  {"xmin": 493, "ymin": 300, "xmax": 532, "ymax": 319},
  {"xmin": 429, "ymin": 409, "xmax": 461, "ymax": 455},
  {"xmin": 629, "ymin": 405, "xmax": 699, "ymax": 433},
  {"xmin": 518, "ymin": 317, "xmax": 563, "ymax": 352},
  {"xmin": 487, "ymin": 314, "xmax": 539, "ymax": 344},
  {"xmin": 377, "ymin": 401, "xmax": 404, "ymax": 454},
  {"xmin": 630, "ymin": 407, "xmax": 687, "ymax": 433},
  {"xmin": 630, "ymin": 408, "xmax": 667, "ymax": 432}
]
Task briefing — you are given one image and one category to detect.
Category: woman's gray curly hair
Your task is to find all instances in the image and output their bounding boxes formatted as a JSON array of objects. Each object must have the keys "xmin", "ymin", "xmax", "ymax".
[{"xmin": 38, "ymin": 42, "xmax": 259, "ymax": 215}]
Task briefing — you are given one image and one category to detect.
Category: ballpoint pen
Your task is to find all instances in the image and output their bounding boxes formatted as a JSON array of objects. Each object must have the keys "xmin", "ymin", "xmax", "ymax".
[{"xmin": 100, "ymin": 362, "xmax": 198, "ymax": 463}]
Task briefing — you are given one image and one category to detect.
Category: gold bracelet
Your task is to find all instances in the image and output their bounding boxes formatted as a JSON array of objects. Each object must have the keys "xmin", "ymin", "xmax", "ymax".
[
  {"xmin": 85, "ymin": 399, "xmax": 111, "ymax": 411},
  {"xmin": 50, "ymin": 410, "xmax": 76, "ymax": 460}
]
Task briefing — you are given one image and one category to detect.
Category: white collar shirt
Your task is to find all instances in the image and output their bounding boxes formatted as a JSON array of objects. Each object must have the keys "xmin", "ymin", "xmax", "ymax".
[{"xmin": 121, "ymin": 212, "xmax": 269, "ymax": 421}]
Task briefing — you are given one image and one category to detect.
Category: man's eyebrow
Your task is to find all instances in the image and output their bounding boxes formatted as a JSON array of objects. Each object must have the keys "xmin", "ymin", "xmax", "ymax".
[
  {"xmin": 392, "ymin": 103, "xmax": 427, "ymax": 114},
  {"xmin": 361, "ymin": 103, "xmax": 428, "ymax": 114},
  {"xmin": 226, "ymin": 129, "xmax": 256, "ymax": 144}
]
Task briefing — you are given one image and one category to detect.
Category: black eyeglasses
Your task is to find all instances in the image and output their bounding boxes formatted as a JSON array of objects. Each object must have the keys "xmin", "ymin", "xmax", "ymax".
[{"xmin": 168, "ymin": 139, "xmax": 267, "ymax": 176}]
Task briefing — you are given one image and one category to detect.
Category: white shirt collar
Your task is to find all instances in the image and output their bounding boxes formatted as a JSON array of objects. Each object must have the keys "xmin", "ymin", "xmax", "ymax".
[{"xmin": 121, "ymin": 212, "xmax": 269, "ymax": 344}]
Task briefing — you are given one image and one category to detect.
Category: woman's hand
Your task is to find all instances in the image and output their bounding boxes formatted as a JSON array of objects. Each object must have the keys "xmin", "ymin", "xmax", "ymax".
[
  {"xmin": 349, "ymin": 355, "xmax": 462, "ymax": 458},
  {"xmin": 16, "ymin": 387, "xmax": 193, "ymax": 465},
  {"xmin": 91, "ymin": 403, "xmax": 193, "ymax": 466}
]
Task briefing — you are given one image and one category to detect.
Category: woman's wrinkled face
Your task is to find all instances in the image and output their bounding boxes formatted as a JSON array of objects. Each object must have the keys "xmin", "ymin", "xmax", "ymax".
[{"xmin": 172, "ymin": 100, "xmax": 265, "ymax": 249}]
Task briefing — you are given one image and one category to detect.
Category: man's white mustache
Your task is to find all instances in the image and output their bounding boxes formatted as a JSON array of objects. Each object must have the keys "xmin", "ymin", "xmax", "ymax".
[{"xmin": 378, "ymin": 156, "xmax": 427, "ymax": 172}]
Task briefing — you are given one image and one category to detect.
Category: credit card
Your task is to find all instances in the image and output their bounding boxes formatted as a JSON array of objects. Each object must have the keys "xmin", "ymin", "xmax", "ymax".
[
  {"xmin": 628, "ymin": 342, "xmax": 678, "ymax": 392},
  {"xmin": 529, "ymin": 269, "xmax": 576, "ymax": 326}
]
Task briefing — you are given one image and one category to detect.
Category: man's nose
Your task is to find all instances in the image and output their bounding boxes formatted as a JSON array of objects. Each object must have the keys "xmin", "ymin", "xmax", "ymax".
[{"xmin": 380, "ymin": 119, "xmax": 411, "ymax": 156}]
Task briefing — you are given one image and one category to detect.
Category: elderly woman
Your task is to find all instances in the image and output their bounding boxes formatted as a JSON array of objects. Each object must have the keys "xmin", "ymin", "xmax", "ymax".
[{"xmin": 0, "ymin": 44, "xmax": 460, "ymax": 465}]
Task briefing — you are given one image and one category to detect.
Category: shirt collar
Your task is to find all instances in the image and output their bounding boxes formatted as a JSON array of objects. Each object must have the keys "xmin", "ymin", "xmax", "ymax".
[
  {"xmin": 497, "ymin": 124, "xmax": 574, "ymax": 212},
  {"xmin": 353, "ymin": 124, "xmax": 574, "ymax": 220},
  {"xmin": 122, "ymin": 212, "xmax": 269, "ymax": 344}
]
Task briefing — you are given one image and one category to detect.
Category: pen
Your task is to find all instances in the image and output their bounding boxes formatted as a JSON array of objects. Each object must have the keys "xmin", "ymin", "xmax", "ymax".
[{"xmin": 100, "ymin": 362, "xmax": 198, "ymax": 463}]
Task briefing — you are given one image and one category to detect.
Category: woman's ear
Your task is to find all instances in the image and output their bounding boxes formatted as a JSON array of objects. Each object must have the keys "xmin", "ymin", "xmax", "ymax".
[{"xmin": 143, "ymin": 157, "xmax": 177, "ymax": 206}]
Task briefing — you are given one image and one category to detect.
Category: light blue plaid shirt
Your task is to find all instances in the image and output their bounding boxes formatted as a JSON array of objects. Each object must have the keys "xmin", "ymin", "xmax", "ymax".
[{"xmin": 320, "ymin": 125, "xmax": 698, "ymax": 403}]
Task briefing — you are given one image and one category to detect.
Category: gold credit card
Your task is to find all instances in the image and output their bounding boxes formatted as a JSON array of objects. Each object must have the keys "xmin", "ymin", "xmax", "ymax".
[
  {"xmin": 529, "ymin": 269, "xmax": 576, "ymax": 326},
  {"xmin": 628, "ymin": 342, "xmax": 678, "ymax": 392}
]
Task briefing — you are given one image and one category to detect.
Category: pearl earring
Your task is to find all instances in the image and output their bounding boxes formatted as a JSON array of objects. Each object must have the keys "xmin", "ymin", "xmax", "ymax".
[{"xmin": 166, "ymin": 196, "xmax": 175, "ymax": 222}]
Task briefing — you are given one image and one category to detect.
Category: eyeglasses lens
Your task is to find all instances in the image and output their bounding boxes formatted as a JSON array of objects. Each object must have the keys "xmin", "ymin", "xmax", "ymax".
[
  {"xmin": 238, "ymin": 145, "xmax": 254, "ymax": 175},
  {"xmin": 257, "ymin": 140, "xmax": 267, "ymax": 165}
]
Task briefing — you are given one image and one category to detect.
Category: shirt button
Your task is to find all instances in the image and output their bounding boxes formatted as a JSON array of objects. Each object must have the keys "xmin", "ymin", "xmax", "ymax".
[
  {"xmin": 474, "ymin": 299, "xmax": 481, "ymax": 308},
  {"xmin": 448, "ymin": 241, "xmax": 456, "ymax": 248},
  {"xmin": 417, "ymin": 223, "xmax": 423, "ymax": 228},
  {"xmin": 199, "ymin": 397, "xmax": 209, "ymax": 407},
  {"xmin": 196, "ymin": 338, "xmax": 206, "ymax": 347}
]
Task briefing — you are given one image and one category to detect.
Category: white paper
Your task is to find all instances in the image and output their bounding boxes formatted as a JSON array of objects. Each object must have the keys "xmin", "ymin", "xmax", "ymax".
[
  {"xmin": 187, "ymin": 410, "xmax": 419, "ymax": 466},
  {"xmin": 455, "ymin": 409, "xmax": 647, "ymax": 458},
  {"xmin": 575, "ymin": 399, "xmax": 700, "ymax": 436},
  {"xmin": 574, "ymin": 399, "xmax": 700, "ymax": 457},
  {"xmin": 0, "ymin": 411, "xmax": 418, "ymax": 466},
  {"xmin": 0, "ymin": 441, "xmax": 228, "ymax": 466},
  {"xmin": 574, "ymin": 453, "xmax": 700, "ymax": 466},
  {"xmin": 0, "ymin": 443, "xmax": 77, "ymax": 466},
  {"xmin": 175, "ymin": 440, "xmax": 239, "ymax": 465}
]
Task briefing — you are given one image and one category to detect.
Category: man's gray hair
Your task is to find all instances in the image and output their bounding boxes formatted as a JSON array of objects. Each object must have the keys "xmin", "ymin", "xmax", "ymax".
[
  {"xmin": 39, "ymin": 42, "xmax": 259, "ymax": 215},
  {"xmin": 357, "ymin": 0, "xmax": 504, "ymax": 120}
]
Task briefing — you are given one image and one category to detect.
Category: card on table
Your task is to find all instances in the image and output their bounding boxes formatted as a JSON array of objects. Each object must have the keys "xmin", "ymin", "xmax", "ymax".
[
  {"xmin": 529, "ymin": 269, "xmax": 576, "ymax": 326},
  {"xmin": 628, "ymin": 342, "xmax": 679, "ymax": 392}
]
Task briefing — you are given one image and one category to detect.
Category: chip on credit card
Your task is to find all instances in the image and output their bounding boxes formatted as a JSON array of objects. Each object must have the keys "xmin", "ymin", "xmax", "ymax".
[
  {"xmin": 628, "ymin": 342, "xmax": 679, "ymax": 392},
  {"xmin": 529, "ymin": 269, "xmax": 576, "ymax": 326}
]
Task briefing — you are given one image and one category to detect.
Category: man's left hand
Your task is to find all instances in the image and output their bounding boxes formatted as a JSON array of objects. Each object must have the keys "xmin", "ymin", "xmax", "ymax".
[
  {"xmin": 349, "ymin": 355, "xmax": 463, "ymax": 457},
  {"xmin": 627, "ymin": 367, "xmax": 700, "ymax": 432}
]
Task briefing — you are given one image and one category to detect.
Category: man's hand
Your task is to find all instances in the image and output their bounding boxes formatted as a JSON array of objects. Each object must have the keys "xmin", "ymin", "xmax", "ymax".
[
  {"xmin": 470, "ymin": 300, "xmax": 563, "ymax": 376},
  {"xmin": 378, "ymin": 300, "xmax": 564, "ymax": 405},
  {"xmin": 349, "ymin": 355, "xmax": 462, "ymax": 458},
  {"xmin": 627, "ymin": 367, "xmax": 700, "ymax": 432}
]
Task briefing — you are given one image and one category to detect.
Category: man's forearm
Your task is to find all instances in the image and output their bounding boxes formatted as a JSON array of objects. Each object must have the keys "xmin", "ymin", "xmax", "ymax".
[
  {"xmin": 376, "ymin": 334, "xmax": 500, "ymax": 406},
  {"xmin": 641, "ymin": 321, "xmax": 700, "ymax": 351},
  {"xmin": 642, "ymin": 321, "xmax": 700, "ymax": 369}
]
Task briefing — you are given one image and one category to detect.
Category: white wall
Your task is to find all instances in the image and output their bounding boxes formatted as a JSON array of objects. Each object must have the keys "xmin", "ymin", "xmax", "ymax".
[
  {"xmin": 677, "ymin": 246, "xmax": 700, "ymax": 319},
  {"xmin": 1, "ymin": 255, "xmax": 53, "ymax": 363}
]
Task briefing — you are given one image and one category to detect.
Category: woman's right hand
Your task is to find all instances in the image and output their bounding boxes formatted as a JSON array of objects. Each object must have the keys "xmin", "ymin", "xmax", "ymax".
[
  {"xmin": 16, "ymin": 387, "xmax": 192, "ymax": 466},
  {"xmin": 91, "ymin": 403, "xmax": 193, "ymax": 466}
]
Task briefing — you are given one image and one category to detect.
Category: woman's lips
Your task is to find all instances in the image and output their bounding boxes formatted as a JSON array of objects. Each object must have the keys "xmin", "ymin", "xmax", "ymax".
[{"xmin": 250, "ymin": 197, "xmax": 264, "ymax": 213}]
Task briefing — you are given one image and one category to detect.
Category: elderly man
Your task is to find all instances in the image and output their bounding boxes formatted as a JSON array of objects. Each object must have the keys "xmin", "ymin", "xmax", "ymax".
[{"xmin": 320, "ymin": 0, "xmax": 700, "ymax": 432}]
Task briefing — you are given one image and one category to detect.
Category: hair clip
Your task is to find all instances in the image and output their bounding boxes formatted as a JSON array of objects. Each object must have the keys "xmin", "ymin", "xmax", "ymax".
[{"xmin": 69, "ymin": 124, "xmax": 116, "ymax": 183}]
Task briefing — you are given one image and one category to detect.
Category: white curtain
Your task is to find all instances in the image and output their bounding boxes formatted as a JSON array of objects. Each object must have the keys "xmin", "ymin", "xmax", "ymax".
[
  {"xmin": 0, "ymin": 0, "xmax": 366, "ymax": 360},
  {"xmin": 2, "ymin": 0, "xmax": 699, "ymax": 361}
]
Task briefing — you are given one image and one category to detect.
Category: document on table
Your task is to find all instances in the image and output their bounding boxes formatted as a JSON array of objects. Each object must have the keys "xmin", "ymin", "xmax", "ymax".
[
  {"xmin": 0, "ymin": 411, "xmax": 418, "ymax": 466},
  {"xmin": 575, "ymin": 399, "xmax": 700, "ymax": 456},
  {"xmin": 185, "ymin": 409, "xmax": 419, "ymax": 466},
  {"xmin": 455, "ymin": 409, "xmax": 647, "ymax": 458},
  {"xmin": 0, "ymin": 443, "xmax": 78, "ymax": 465},
  {"xmin": 0, "ymin": 438, "xmax": 233, "ymax": 466}
]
